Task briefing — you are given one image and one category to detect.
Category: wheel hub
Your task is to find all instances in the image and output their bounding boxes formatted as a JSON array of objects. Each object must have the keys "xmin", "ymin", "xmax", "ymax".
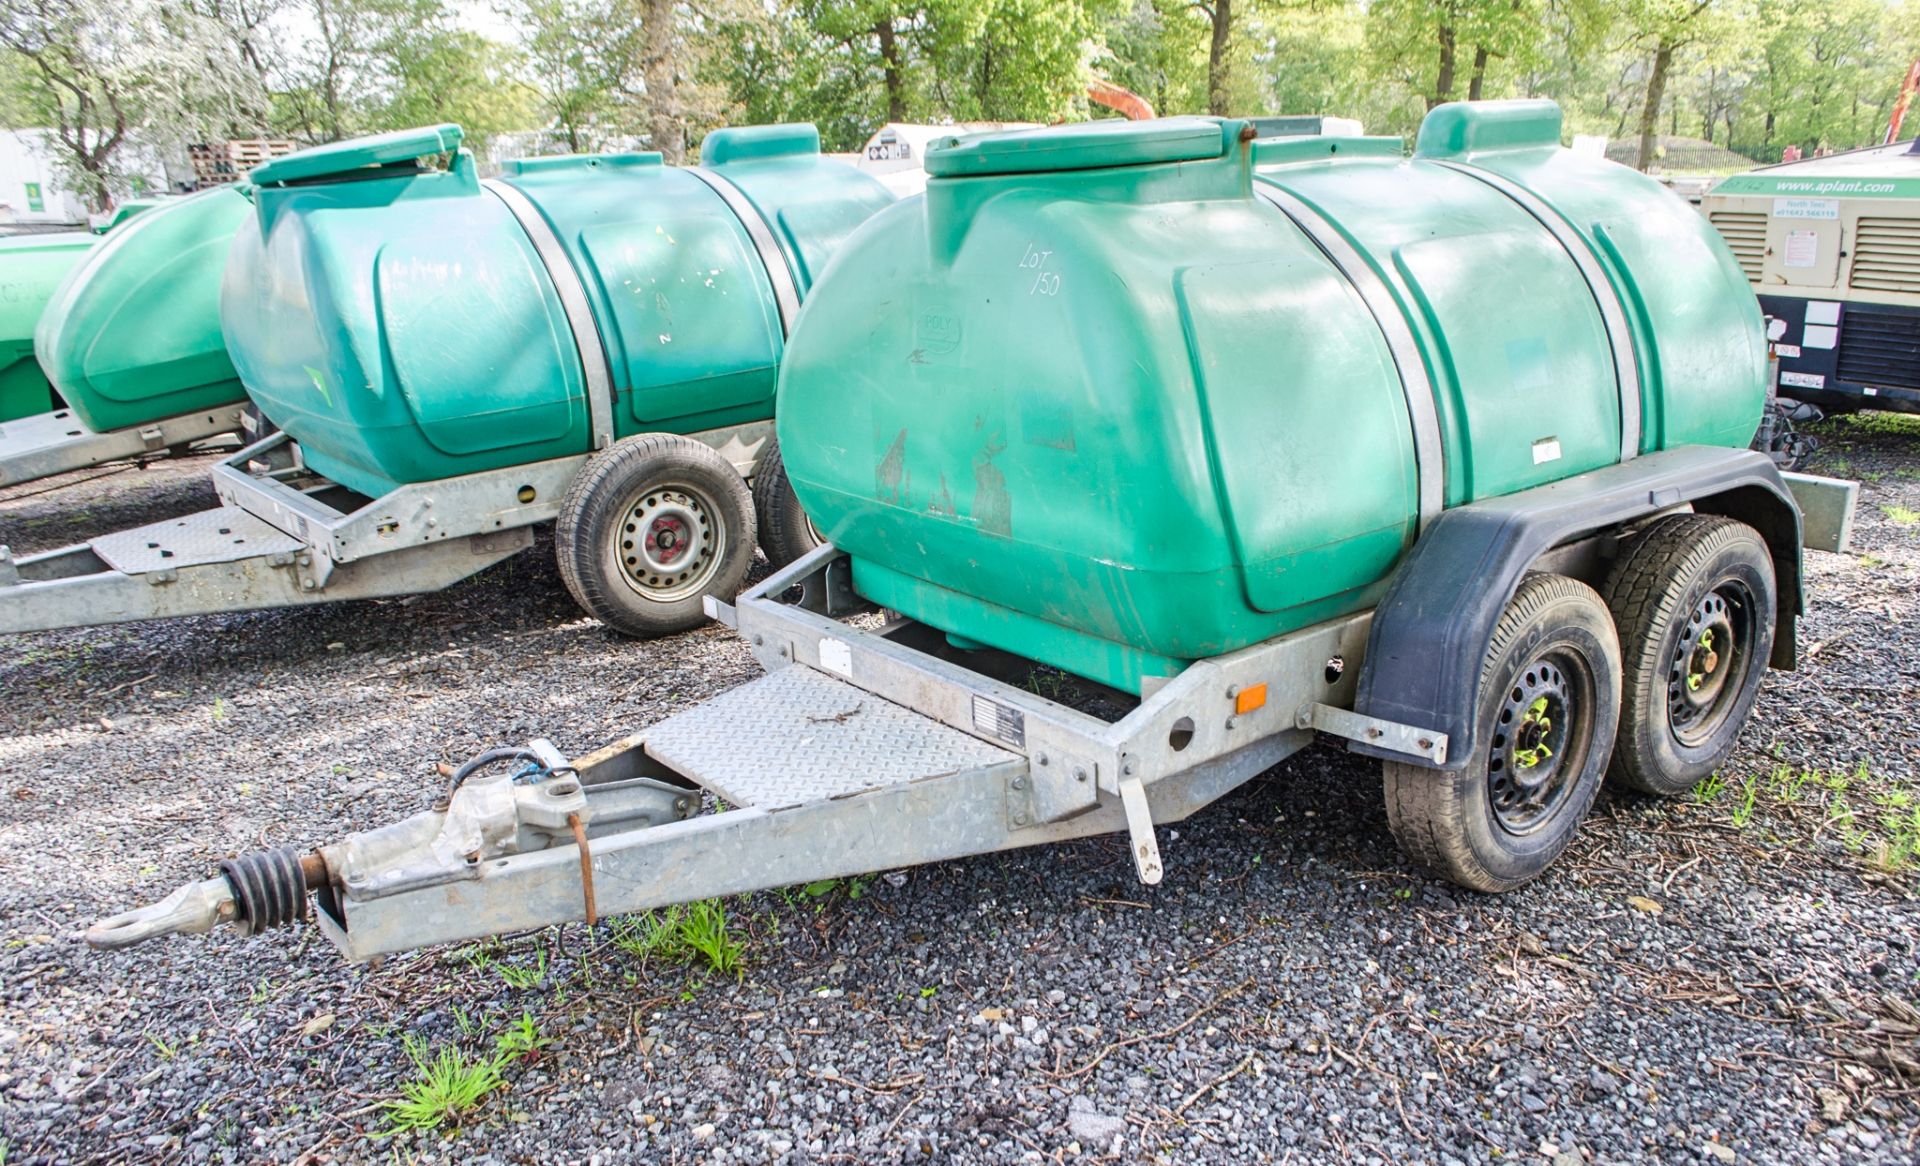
[
  {"xmin": 1667, "ymin": 589, "xmax": 1748, "ymax": 745},
  {"xmin": 1488, "ymin": 657, "xmax": 1577, "ymax": 833},
  {"xmin": 617, "ymin": 486, "xmax": 720, "ymax": 600}
]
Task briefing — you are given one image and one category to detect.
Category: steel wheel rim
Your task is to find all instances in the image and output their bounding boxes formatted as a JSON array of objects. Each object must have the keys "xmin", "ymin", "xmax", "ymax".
[
  {"xmin": 1488, "ymin": 649, "xmax": 1594, "ymax": 836},
  {"xmin": 612, "ymin": 482, "xmax": 725, "ymax": 602},
  {"xmin": 1667, "ymin": 581, "xmax": 1756, "ymax": 748}
]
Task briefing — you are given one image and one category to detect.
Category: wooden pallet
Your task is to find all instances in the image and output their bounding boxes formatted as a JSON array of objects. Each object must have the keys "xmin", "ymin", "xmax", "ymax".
[{"xmin": 188, "ymin": 139, "xmax": 296, "ymax": 185}]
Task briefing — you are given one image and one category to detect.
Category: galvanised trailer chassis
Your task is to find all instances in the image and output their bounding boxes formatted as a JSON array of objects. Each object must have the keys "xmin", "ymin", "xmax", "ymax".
[
  {"xmin": 0, "ymin": 424, "xmax": 771, "ymax": 634},
  {"xmin": 87, "ymin": 446, "xmax": 1860, "ymax": 964},
  {"xmin": 89, "ymin": 538, "xmax": 1386, "ymax": 959},
  {"xmin": 0, "ymin": 401, "xmax": 247, "ymax": 488}
]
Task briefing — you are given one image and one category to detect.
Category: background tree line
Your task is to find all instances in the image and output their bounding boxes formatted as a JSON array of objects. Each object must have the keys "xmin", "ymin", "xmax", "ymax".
[{"xmin": 5, "ymin": 0, "xmax": 1920, "ymax": 209}]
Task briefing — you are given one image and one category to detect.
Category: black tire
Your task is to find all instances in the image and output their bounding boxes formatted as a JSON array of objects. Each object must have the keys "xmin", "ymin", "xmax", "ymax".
[
  {"xmin": 1601, "ymin": 514, "xmax": 1775, "ymax": 796},
  {"xmin": 1384, "ymin": 573, "xmax": 1623, "ymax": 892},
  {"xmin": 751, "ymin": 437, "xmax": 822, "ymax": 569},
  {"xmin": 555, "ymin": 433, "xmax": 756, "ymax": 637}
]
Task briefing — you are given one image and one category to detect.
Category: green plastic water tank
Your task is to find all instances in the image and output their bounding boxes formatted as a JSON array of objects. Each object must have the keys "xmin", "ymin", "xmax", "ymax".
[
  {"xmin": 34, "ymin": 185, "xmax": 253, "ymax": 434},
  {"xmin": 222, "ymin": 123, "xmax": 894, "ymax": 499},
  {"xmin": 775, "ymin": 101, "xmax": 1767, "ymax": 693},
  {"xmin": 0, "ymin": 232, "xmax": 96, "ymax": 422}
]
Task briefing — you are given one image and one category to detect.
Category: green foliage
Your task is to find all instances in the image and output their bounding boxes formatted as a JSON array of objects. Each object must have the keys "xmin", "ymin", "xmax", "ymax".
[
  {"xmin": 1698, "ymin": 762, "xmax": 1918, "ymax": 875},
  {"xmin": 378, "ymin": 1034, "xmax": 509, "ymax": 1135},
  {"xmin": 378, "ymin": 1013, "xmax": 551, "ymax": 1135},
  {"xmin": 493, "ymin": 1011, "xmax": 554, "ymax": 1061},
  {"xmin": 8, "ymin": 0, "xmax": 1912, "ymax": 217},
  {"xmin": 611, "ymin": 899, "xmax": 745, "ymax": 977},
  {"xmin": 496, "ymin": 0, "xmax": 639, "ymax": 151},
  {"xmin": 495, "ymin": 950, "xmax": 547, "ymax": 990}
]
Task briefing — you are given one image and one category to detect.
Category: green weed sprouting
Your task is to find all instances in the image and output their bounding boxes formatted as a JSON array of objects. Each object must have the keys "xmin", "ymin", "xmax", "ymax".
[
  {"xmin": 612, "ymin": 899, "xmax": 745, "ymax": 977},
  {"xmin": 496, "ymin": 950, "xmax": 547, "ymax": 990},
  {"xmin": 378, "ymin": 1035, "xmax": 508, "ymax": 1135},
  {"xmin": 378, "ymin": 1012, "xmax": 551, "ymax": 1136}
]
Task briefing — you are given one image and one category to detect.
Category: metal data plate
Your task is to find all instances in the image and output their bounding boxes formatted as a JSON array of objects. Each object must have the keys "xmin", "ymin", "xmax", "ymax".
[
  {"xmin": 91, "ymin": 509, "xmax": 306, "ymax": 574},
  {"xmin": 645, "ymin": 666, "xmax": 1019, "ymax": 811}
]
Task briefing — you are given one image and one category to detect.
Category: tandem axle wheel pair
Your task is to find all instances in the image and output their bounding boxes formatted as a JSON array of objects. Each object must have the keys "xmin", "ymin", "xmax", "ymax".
[{"xmin": 1384, "ymin": 514, "xmax": 1776, "ymax": 891}]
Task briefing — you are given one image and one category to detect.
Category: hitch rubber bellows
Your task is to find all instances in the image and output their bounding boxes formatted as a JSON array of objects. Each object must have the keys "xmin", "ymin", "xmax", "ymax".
[{"xmin": 219, "ymin": 846, "xmax": 309, "ymax": 935}]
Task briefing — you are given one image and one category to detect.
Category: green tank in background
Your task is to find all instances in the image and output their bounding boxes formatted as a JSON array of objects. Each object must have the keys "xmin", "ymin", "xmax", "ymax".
[
  {"xmin": 0, "ymin": 121, "xmax": 897, "ymax": 642},
  {"xmin": 35, "ymin": 185, "xmax": 253, "ymax": 434},
  {"xmin": 776, "ymin": 101, "xmax": 1768, "ymax": 694},
  {"xmin": 0, "ymin": 232, "xmax": 97, "ymax": 422},
  {"xmin": 224, "ymin": 122, "xmax": 894, "ymax": 501}
]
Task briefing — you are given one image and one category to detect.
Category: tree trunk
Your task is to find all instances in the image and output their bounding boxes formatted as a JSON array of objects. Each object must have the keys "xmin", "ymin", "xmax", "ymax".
[
  {"xmin": 1206, "ymin": 0, "xmax": 1232, "ymax": 116},
  {"xmin": 875, "ymin": 17, "xmax": 906, "ymax": 123},
  {"xmin": 642, "ymin": 0, "xmax": 682, "ymax": 164},
  {"xmin": 1468, "ymin": 45, "xmax": 1490, "ymax": 101},
  {"xmin": 1635, "ymin": 38, "xmax": 1673, "ymax": 172},
  {"xmin": 1431, "ymin": 25, "xmax": 1458, "ymax": 110}
]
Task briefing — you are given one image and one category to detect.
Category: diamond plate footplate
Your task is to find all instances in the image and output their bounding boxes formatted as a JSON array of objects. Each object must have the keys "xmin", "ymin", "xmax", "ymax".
[
  {"xmin": 91, "ymin": 510, "xmax": 305, "ymax": 574},
  {"xmin": 644, "ymin": 666, "xmax": 1021, "ymax": 810}
]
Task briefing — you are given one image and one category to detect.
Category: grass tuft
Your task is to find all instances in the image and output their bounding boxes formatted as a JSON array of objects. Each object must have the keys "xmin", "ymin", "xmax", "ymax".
[
  {"xmin": 378, "ymin": 1035, "xmax": 508, "ymax": 1136},
  {"xmin": 377, "ymin": 1013, "xmax": 551, "ymax": 1136},
  {"xmin": 612, "ymin": 899, "xmax": 745, "ymax": 977}
]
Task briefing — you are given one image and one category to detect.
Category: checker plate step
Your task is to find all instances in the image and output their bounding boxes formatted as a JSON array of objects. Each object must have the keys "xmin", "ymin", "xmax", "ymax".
[
  {"xmin": 644, "ymin": 666, "xmax": 1022, "ymax": 811},
  {"xmin": 91, "ymin": 509, "xmax": 305, "ymax": 574}
]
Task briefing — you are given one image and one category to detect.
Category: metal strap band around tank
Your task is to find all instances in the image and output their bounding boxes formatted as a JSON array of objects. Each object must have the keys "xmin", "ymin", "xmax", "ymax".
[
  {"xmin": 1433, "ymin": 161, "xmax": 1643, "ymax": 463},
  {"xmin": 1253, "ymin": 184, "xmax": 1445, "ymax": 529},
  {"xmin": 482, "ymin": 178, "xmax": 617, "ymax": 451},
  {"xmin": 685, "ymin": 167, "xmax": 803, "ymax": 337}
]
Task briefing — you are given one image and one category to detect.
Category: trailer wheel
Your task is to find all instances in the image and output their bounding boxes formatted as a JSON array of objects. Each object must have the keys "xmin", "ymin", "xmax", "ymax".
[
  {"xmin": 555, "ymin": 433, "xmax": 756, "ymax": 637},
  {"xmin": 1601, "ymin": 515, "xmax": 1775, "ymax": 796},
  {"xmin": 1384, "ymin": 573, "xmax": 1622, "ymax": 892},
  {"xmin": 751, "ymin": 438, "xmax": 823, "ymax": 569}
]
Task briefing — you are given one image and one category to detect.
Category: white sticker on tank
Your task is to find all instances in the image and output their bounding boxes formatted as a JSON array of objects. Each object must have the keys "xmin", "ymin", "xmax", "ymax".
[
  {"xmin": 1805, "ymin": 301, "xmax": 1841, "ymax": 326},
  {"xmin": 1532, "ymin": 437, "xmax": 1563, "ymax": 465},
  {"xmin": 819, "ymin": 638, "xmax": 854, "ymax": 678},
  {"xmin": 1804, "ymin": 325, "xmax": 1838, "ymax": 350}
]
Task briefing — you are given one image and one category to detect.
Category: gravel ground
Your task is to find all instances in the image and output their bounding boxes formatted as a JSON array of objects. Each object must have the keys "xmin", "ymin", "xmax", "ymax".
[{"xmin": 1, "ymin": 424, "xmax": 1917, "ymax": 1166}]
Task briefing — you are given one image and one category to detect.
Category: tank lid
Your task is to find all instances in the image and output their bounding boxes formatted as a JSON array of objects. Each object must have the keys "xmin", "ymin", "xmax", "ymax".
[
  {"xmin": 252, "ymin": 124, "xmax": 465, "ymax": 186},
  {"xmin": 1413, "ymin": 100, "xmax": 1562, "ymax": 159},
  {"xmin": 924, "ymin": 117, "xmax": 1230, "ymax": 178},
  {"xmin": 504, "ymin": 152, "xmax": 663, "ymax": 176},
  {"xmin": 701, "ymin": 124, "xmax": 821, "ymax": 166}
]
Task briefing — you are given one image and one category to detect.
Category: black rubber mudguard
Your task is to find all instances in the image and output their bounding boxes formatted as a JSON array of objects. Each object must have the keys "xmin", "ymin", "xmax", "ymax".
[{"xmin": 1354, "ymin": 445, "xmax": 1802, "ymax": 771}]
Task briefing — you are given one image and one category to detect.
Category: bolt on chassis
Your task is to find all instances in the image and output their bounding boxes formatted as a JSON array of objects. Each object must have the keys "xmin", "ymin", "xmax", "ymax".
[{"xmin": 87, "ymin": 448, "xmax": 1855, "ymax": 963}]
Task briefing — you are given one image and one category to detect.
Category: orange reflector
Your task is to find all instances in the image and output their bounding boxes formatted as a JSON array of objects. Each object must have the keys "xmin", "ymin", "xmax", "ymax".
[{"xmin": 1235, "ymin": 683, "xmax": 1268, "ymax": 715}]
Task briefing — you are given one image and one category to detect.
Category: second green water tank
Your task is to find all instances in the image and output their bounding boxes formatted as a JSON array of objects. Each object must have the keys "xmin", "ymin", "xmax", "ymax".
[
  {"xmin": 34, "ymin": 185, "xmax": 253, "ymax": 433},
  {"xmin": 222, "ymin": 123, "xmax": 895, "ymax": 499},
  {"xmin": 0, "ymin": 232, "xmax": 96, "ymax": 422}
]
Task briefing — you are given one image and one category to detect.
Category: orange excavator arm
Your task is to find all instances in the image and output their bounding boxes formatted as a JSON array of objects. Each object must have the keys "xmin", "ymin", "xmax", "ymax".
[
  {"xmin": 1088, "ymin": 78, "xmax": 1155, "ymax": 121},
  {"xmin": 1888, "ymin": 59, "xmax": 1920, "ymax": 146}
]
